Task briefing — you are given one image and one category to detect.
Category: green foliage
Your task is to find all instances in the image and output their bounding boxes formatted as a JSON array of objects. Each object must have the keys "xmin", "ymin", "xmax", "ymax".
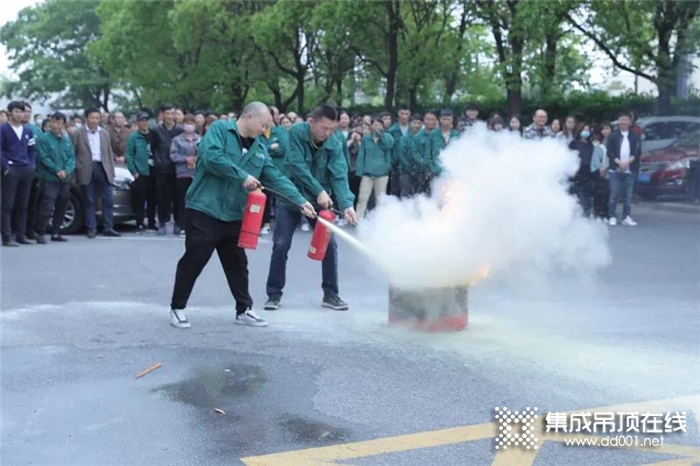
[
  {"xmin": 3, "ymin": 0, "xmax": 697, "ymax": 117},
  {"xmin": 0, "ymin": 0, "xmax": 110, "ymax": 110}
]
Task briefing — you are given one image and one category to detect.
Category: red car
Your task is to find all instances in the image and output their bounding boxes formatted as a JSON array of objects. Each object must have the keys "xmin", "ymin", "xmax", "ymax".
[{"xmin": 636, "ymin": 130, "xmax": 700, "ymax": 199}]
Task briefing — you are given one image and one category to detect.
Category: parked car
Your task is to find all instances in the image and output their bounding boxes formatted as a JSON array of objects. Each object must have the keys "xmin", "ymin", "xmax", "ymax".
[
  {"xmin": 636, "ymin": 129, "xmax": 700, "ymax": 199},
  {"xmin": 61, "ymin": 164, "xmax": 136, "ymax": 234},
  {"xmin": 611, "ymin": 116, "xmax": 700, "ymax": 154}
]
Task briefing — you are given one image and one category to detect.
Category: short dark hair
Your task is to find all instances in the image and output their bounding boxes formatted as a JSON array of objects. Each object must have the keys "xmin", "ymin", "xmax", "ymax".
[
  {"xmin": 378, "ymin": 111, "xmax": 392, "ymax": 120},
  {"xmin": 23, "ymin": 101, "xmax": 32, "ymax": 111},
  {"xmin": 84, "ymin": 107, "xmax": 100, "ymax": 118},
  {"xmin": 439, "ymin": 109, "xmax": 454, "ymax": 118},
  {"xmin": 7, "ymin": 101, "xmax": 24, "ymax": 112},
  {"xmin": 618, "ymin": 111, "xmax": 632, "ymax": 120},
  {"xmin": 309, "ymin": 104, "xmax": 337, "ymax": 122},
  {"xmin": 397, "ymin": 104, "xmax": 410, "ymax": 112},
  {"xmin": 50, "ymin": 111, "xmax": 67, "ymax": 123},
  {"xmin": 194, "ymin": 110, "xmax": 205, "ymax": 116},
  {"xmin": 465, "ymin": 101, "xmax": 480, "ymax": 111},
  {"xmin": 410, "ymin": 113, "xmax": 422, "ymax": 122},
  {"xmin": 160, "ymin": 104, "xmax": 176, "ymax": 113},
  {"xmin": 182, "ymin": 113, "xmax": 196, "ymax": 124},
  {"xmin": 424, "ymin": 110, "xmax": 438, "ymax": 119}
]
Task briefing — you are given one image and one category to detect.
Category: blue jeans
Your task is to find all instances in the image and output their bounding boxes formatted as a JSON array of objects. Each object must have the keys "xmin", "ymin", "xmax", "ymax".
[
  {"xmin": 82, "ymin": 162, "xmax": 114, "ymax": 230},
  {"xmin": 266, "ymin": 205, "xmax": 339, "ymax": 300},
  {"xmin": 608, "ymin": 171, "xmax": 633, "ymax": 219}
]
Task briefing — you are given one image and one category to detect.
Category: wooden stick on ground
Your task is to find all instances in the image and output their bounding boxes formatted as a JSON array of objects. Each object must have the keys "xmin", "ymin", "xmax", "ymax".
[{"xmin": 135, "ymin": 362, "xmax": 162, "ymax": 379}]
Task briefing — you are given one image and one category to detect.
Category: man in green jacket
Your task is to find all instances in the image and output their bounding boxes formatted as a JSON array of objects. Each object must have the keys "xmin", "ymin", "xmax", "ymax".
[
  {"xmin": 429, "ymin": 109, "xmax": 460, "ymax": 177},
  {"xmin": 35, "ymin": 112, "xmax": 75, "ymax": 244},
  {"xmin": 355, "ymin": 117, "xmax": 394, "ymax": 220},
  {"xmin": 125, "ymin": 112, "xmax": 153, "ymax": 232},
  {"xmin": 169, "ymin": 102, "xmax": 315, "ymax": 329},
  {"xmin": 405, "ymin": 110, "xmax": 438, "ymax": 195},
  {"xmin": 396, "ymin": 113, "xmax": 424, "ymax": 198},
  {"xmin": 258, "ymin": 122, "xmax": 289, "ymax": 234},
  {"xmin": 387, "ymin": 104, "xmax": 411, "ymax": 197},
  {"xmin": 264, "ymin": 104, "xmax": 358, "ymax": 312}
]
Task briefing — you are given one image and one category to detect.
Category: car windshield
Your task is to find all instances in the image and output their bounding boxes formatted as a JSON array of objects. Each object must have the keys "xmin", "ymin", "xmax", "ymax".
[{"xmin": 674, "ymin": 130, "xmax": 700, "ymax": 148}]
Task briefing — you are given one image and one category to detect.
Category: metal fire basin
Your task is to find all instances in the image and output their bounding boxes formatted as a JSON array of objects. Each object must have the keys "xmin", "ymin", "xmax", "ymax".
[{"xmin": 388, "ymin": 284, "xmax": 469, "ymax": 332}]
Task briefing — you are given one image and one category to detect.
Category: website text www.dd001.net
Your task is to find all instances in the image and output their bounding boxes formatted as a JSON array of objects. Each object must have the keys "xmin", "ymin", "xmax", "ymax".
[{"xmin": 564, "ymin": 435, "xmax": 664, "ymax": 448}]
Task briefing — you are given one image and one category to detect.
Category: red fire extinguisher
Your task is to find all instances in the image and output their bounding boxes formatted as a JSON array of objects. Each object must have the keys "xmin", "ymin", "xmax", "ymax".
[
  {"xmin": 308, "ymin": 209, "xmax": 336, "ymax": 261},
  {"xmin": 238, "ymin": 188, "xmax": 267, "ymax": 250}
]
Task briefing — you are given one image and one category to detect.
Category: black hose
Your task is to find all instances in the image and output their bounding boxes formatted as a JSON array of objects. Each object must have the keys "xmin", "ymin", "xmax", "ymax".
[{"xmin": 259, "ymin": 185, "xmax": 344, "ymax": 217}]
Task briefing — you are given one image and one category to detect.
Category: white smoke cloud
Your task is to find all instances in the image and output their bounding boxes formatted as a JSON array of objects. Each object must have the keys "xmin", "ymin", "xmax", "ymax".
[{"xmin": 357, "ymin": 128, "xmax": 611, "ymax": 290}]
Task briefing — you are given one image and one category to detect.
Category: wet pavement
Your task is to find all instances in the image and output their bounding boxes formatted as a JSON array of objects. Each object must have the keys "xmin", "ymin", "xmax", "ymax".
[{"xmin": 1, "ymin": 204, "xmax": 699, "ymax": 465}]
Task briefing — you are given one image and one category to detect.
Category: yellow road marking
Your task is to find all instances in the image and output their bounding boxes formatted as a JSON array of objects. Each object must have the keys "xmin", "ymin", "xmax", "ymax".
[{"xmin": 240, "ymin": 394, "xmax": 700, "ymax": 466}]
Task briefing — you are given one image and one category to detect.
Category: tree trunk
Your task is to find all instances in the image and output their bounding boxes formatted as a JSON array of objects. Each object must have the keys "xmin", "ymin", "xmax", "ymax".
[
  {"xmin": 507, "ymin": 88, "xmax": 522, "ymax": 118},
  {"xmin": 336, "ymin": 78, "xmax": 343, "ymax": 107},
  {"xmin": 384, "ymin": 0, "xmax": 401, "ymax": 112},
  {"xmin": 408, "ymin": 86, "xmax": 418, "ymax": 110},
  {"xmin": 542, "ymin": 33, "xmax": 557, "ymax": 95},
  {"xmin": 296, "ymin": 73, "xmax": 305, "ymax": 114}
]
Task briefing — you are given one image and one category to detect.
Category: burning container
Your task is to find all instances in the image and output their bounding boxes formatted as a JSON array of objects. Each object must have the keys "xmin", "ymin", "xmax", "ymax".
[{"xmin": 388, "ymin": 284, "xmax": 469, "ymax": 332}]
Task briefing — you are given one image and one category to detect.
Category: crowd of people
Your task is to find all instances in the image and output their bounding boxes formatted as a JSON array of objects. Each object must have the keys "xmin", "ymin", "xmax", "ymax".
[{"xmin": 1, "ymin": 99, "xmax": 642, "ymax": 249}]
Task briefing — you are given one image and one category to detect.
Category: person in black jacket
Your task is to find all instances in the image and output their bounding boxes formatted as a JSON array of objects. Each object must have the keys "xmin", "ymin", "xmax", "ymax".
[
  {"xmin": 150, "ymin": 104, "xmax": 183, "ymax": 235},
  {"xmin": 568, "ymin": 123, "xmax": 594, "ymax": 217},
  {"xmin": 606, "ymin": 112, "xmax": 641, "ymax": 226}
]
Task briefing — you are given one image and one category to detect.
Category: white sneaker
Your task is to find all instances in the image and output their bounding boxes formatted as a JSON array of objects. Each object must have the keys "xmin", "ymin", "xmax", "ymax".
[
  {"xmin": 170, "ymin": 309, "xmax": 191, "ymax": 328},
  {"xmin": 235, "ymin": 310, "xmax": 268, "ymax": 327},
  {"xmin": 608, "ymin": 217, "xmax": 617, "ymax": 226},
  {"xmin": 622, "ymin": 216, "xmax": 637, "ymax": 226},
  {"xmin": 301, "ymin": 223, "xmax": 310, "ymax": 232},
  {"xmin": 260, "ymin": 225, "xmax": 271, "ymax": 235}
]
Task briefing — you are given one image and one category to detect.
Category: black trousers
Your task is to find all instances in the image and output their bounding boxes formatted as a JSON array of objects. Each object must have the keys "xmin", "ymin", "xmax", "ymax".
[
  {"xmin": 155, "ymin": 171, "xmax": 178, "ymax": 226},
  {"xmin": 146, "ymin": 174, "xmax": 157, "ymax": 227},
  {"xmin": 171, "ymin": 209, "xmax": 252, "ymax": 314},
  {"xmin": 25, "ymin": 176, "xmax": 41, "ymax": 235},
  {"xmin": 348, "ymin": 173, "xmax": 360, "ymax": 208},
  {"xmin": 592, "ymin": 172, "xmax": 609, "ymax": 219},
  {"xmin": 131, "ymin": 175, "xmax": 149, "ymax": 227},
  {"xmin": 36, "ymin": 180, "xmax": 70, "ymax": 235},
  {"xmin": 1, "ymin": 165, "xmax": 35, "ymax": 241},
  {"xmin": 175, "ymin": 177, "xmax": 192, "ymax": 229}
]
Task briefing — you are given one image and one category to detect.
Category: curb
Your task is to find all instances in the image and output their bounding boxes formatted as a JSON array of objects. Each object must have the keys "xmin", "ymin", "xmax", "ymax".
[{"xmin": 637, "ymin": 202, "xmax": 700, "ymax": 214}]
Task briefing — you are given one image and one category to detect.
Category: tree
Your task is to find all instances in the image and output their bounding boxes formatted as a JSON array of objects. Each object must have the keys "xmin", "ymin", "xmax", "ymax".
[
  {"xmin": 251, "ymin": 1, "xmax": 320, "ymax": 113},
  {"xmin": 0, "ymin": 0, "xmax": 112, "ymax": 110},
  {"xmin": 565, "ymin": 0, "xmax": 700, "ymax": 114}
]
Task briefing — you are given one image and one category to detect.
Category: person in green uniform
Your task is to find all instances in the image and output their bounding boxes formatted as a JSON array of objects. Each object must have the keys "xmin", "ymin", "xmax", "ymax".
[
  {"xmin": 169, "ymin": 102, "xmax": 315, "ymax": 329},
  {"xmin": 429, "ymin": 109, "xmax": 460, "ymax": 177},
  {"xmin": 258, "ymin": 119, "xmax": 289, "ymax": 234},
  {"xmin": 355, "ymin": 117, "xmax": 395, "ymax": 220},
  {"xmin": 406, "ymin": 110, "xmax": 438, "ymax": 194},
  {"xmin": 126, "ymin": 112, "xmax": 154, "ymax": 232},
  {"xmin": 386, "ymin": 105, "xmax": 411, "ymax": 197},
  {"xmin": 34, "ymin": 112, "xmax": 75, "ymax": 243},
  {"xmin": 264, "ymin": 104, "xmax": 358, "ymax": 312},
  {"xmin": 397, "ymin": 113, "xmax": 423, "ymax": 198}
]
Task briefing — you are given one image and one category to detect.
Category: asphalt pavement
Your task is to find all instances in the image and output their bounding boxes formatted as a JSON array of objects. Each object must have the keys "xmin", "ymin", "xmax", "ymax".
[{"xmin": 1, "ymin": 203, "xmax": 699, "ymax": 466}]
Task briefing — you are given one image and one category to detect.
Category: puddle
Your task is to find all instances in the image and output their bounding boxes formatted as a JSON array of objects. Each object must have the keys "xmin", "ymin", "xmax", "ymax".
[
  {"xmin": 153, "ymin": 364, "xmax": 266, "ymax": 408},
  {"xmin": 278, "ymin": 414, "xmax": 350, "ymax": 443}
]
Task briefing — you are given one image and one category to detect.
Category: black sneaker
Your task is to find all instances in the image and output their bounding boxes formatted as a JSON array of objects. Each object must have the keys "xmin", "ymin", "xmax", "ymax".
[
  {"xmin": 322, "ymin": 296, "xmax": 349, "ymax": 311},
  {"xmin": 264, "ymin": 298, "xmax": 280, "ymax": 311},
  {"xmin": 36, "ymin": 235, "xmax": 47, "ymax": 244}
]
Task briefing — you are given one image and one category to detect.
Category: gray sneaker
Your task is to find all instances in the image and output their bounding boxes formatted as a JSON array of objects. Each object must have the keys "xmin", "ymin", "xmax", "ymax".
[
  {"xmin": 263, "ymin": 298, "xmax": 280, "ymax": 311},
  {"xmin": 322, "ymin": 296, "xmax": 349, "ymax": 311},
  {"xmin": 236, "ymin": 310, "xmax": 268, "ymax": 327}
]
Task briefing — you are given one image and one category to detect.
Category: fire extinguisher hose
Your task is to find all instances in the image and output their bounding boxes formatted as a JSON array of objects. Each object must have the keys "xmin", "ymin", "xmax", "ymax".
[{"xmin": 258, "ymin": 185, "xmax": 344, "ymax": 217}]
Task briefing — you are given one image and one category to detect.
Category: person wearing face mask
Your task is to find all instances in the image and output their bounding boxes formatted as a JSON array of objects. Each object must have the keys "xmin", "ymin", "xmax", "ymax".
[
  {"xmin": 169, "ymin": 114, "xmax": 200, "ymax": 236},
  {"xmin": 568, "ymin": 123, "xmax": 594, "ymax": 217}
]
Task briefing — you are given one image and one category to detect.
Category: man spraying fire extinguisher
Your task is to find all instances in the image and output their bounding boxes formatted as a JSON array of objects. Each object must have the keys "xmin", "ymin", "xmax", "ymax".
[
  {"xmin": 264, "ymin": 104, "xmax": 358, "ymax": 312},
  {"xmin": 168, "ymin": 102, "xmax": 315, "ymax": 329}
]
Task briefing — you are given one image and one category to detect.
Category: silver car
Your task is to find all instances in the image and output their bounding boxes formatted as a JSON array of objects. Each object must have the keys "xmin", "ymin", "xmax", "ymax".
[
  {"xmin": 61, "ymin": 165, "xmax": 136, "ymax": 234},
  {"xmin": 612, "ymin": 116, "xmax": 700, "ymax": 154}
]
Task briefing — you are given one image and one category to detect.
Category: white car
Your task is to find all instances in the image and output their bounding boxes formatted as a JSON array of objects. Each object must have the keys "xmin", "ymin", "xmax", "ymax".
[{"xmin": 611, "ymin": 116, "xmax": 700, "ymax": 154}]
